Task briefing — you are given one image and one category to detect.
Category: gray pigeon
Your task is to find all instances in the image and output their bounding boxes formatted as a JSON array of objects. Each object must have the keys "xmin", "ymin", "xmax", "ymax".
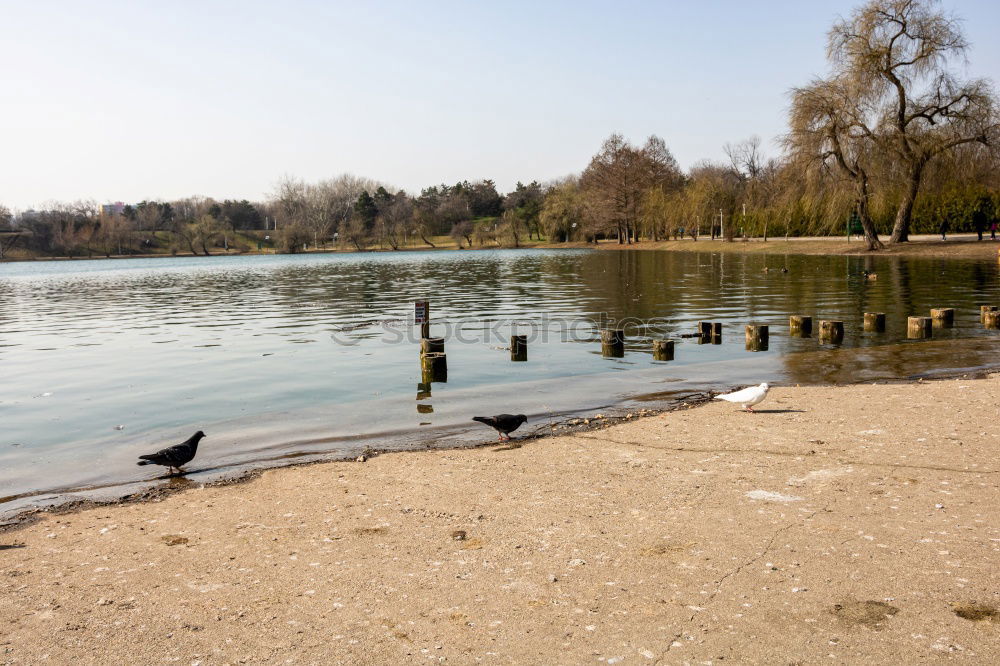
[
  {"xmin": 472, "ymin": 414, "xmax": 527, "ymax": 441},
  {"xmin": 137, "ymin": 431, "xmax": 205, "ymax": 474}
]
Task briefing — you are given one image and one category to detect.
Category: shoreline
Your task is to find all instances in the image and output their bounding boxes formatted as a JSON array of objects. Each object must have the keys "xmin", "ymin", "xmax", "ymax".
[
  {"xmin": 2, "ymin": 374, "xmax": 998, "ymax": 662},
  {"xmin": 3, "ymin": 234, "xmax": 1000, "ymax": 264},
  {"xmin": 0, "ymin": 392, "xmax": 712, "ymax": 534},
  {"xmin": 568, "ymin": 235, "xmax": 1000, "ymax": 260},
  {"xmin": 2, "ymin": 363, "xmax": 998, "ymax": 535}
]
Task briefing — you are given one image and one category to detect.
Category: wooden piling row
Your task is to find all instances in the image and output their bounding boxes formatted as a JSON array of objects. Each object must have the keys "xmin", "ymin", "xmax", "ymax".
[{"xmin": 416, "ymin": 300, "xmax": 998, "ymax": 371}]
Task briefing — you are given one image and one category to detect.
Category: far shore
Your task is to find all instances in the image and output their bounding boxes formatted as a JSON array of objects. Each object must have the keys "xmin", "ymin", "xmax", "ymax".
[
  {"xmin": 2, "ymin": 375, "xmax": 998, "ymax": 663},
  {"xmin": 3, "ymin": 232, "xmax": 1000, "ymax": 265}
]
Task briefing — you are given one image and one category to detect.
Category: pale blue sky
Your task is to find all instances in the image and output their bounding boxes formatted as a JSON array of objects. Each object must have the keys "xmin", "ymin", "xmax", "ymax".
[{"xmin": 2, "ymin": 0, "xmax": 998, "ymax": 209}]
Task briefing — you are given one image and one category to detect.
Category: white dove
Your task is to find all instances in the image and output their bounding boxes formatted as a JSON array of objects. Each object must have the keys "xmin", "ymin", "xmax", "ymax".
[{"xmin": 715, "ymin": 382, "xmax": 770, "ymax": 413}]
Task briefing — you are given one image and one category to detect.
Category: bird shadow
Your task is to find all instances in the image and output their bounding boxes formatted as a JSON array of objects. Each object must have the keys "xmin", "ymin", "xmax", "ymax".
[
  {"xmin": 0, "ymin": 543, "xmax": 27, "ymax": 551},
  {"xmin": 492, "ymin": 440, "xmax": 524, "ymax": 452},
  {"xmin": 748, "ymin": 409, "xmax": 806, "ymax": 414},
  {"xmin": 153, "ymin": 473, "xmax": 199, "ymax": 488}
]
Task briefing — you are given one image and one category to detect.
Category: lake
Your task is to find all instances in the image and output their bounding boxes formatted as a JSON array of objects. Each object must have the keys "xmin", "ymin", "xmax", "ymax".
[{"xmin": 2, "ymin": 248, "xmax": 999, "ymax": 518}]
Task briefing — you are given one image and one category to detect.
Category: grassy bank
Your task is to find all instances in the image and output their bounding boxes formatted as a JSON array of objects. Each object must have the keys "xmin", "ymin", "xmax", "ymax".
[{"xmin": 0, "ymin": 231, "xmax": 549, "ymax": 263}]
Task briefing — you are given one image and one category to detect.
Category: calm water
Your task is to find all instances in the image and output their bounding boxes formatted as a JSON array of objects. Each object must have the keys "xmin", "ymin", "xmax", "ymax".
[{"xmin": 2, "ymin": 249, "xmax": 999, "ymax": 517}]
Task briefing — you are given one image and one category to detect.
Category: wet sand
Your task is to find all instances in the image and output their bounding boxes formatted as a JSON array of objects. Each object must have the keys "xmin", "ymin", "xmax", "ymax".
[{"xmin": 2, "ymin": 377, "xmax": 998, "ymax": 664}]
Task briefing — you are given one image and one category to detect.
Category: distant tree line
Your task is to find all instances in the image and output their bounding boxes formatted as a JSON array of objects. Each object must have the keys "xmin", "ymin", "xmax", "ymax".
[{"xmin": 2, "ymin": 0, "xmax": 996, "ymax": 258}]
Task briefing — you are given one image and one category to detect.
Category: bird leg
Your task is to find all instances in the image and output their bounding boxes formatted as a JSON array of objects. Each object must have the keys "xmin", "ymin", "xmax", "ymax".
[{"xmin": 745, "ymin": 405, "xmax": 755, "ymax": 413}]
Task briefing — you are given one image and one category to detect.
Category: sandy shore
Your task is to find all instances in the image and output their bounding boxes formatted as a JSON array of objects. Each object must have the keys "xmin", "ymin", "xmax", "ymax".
[
  {"xmin": 572, "ymin": 236, "xmax": 1000, "ymax": 260},
  {"xmin": 6, "ymin": 233, "xmax": 1000, "ymax": 264},
  {"xmin": 2, "ymin": 377, "xmax": 999, "ymax": 664}
]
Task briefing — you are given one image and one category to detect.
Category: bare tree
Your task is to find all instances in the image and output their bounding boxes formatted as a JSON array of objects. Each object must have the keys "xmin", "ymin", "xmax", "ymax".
[
  {"xmin": 0, "ymin": 204, "xmax": 12, "ymax": 231},
  {"xmin": 191, "ymin": 214, "xmax": 224, "ymax": 255},
  {"xmin": 787, "ymin": 77, "xmax": 885, "ymax": 250},
  {"xmin": 828, "ymin": 0, "xmax": 1000, "ymax": 242},
  {"xmin": 375, "ymin": 190, "xmax": 413, "ymax": 250},
  {"xmin": 496, "ymin": 209, "xmax": 527, "ymax": 247},
  {"xmin": 450, "ymin": 220, "xmax": 474, "ymax": 248},
  {"xmin": 724, "ymin": 135, "xmax": 765, "ymax": 182}
]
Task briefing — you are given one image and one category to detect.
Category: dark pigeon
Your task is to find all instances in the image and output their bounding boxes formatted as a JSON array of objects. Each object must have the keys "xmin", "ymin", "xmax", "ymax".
[
  {"xmin": 137, "ymin": 431, "xmax": 205, "ymax": 474},
  {"xmin": 472, "ymin": 414, "xmax": 527, "ymax": 441}
]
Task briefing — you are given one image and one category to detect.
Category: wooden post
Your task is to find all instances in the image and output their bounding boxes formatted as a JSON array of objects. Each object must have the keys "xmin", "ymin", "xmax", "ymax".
[
  {"xmin": 789, "ymin": 315, "xmax": 812, "ymax": 336},
  {"xmin": 419, "ymin": 337, "xmax": 444, "ymax": 356},
  {"xmin": 601, "ymin": 329, "xmax": 625, "ymax": 358},
  {"xmin": 420, "ymin": 352, "xmax": 447, "ymax": 383},
  {"xmin": 930, "ymin": 308, "xmax": 954, "ymax": 327},
  {"xmin": 863, "ymin": 312, "xmax": 886, "ymax": 332},
  {"xmin": 652, "ymin": 339, "xmax": 674, "ymax": 361},
  {"xmin": 984, "ymin": 311, "xmax": 1000, "ymax": 330},
  {"xmin": 510, "ymin": 334, "xmax": 527, "ymax": 362},
  {"xmin": 907, "ymin": 316, "xmax": 932, "ymax": 339},
  {"xmin": 697, "ymin": 321, "xmax": 713, "ymax": 338},
  {"xmin": 711, "ymin": 322, "xmax": 722, "ymax": 338},
  {"xmin": 745, "ymin": 324, "xmax": 769, "ymax": 351},
  {"xmin": 416, "ymin": 382, "xmax": 432, "ymax": 400},
  {"xmin": 417, "ymin": 404, "xmax": 433, "ymax": 414},
  {"xmin": 819, "ymin": 320, "xmax": 844, "ymax": 343},
  {"xmin": 980, "ymin": 305, "xmax": 997, "ymax": 323}
]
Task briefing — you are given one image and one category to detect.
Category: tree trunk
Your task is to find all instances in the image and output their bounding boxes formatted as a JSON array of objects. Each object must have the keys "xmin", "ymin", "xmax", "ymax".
[
  {"xmin": 855, "ymin": 172, "xmax": 884, "ymax": 251},
  {"xmin": 889, "ymin": 162, "xmax": 925, "ymax": 244}
]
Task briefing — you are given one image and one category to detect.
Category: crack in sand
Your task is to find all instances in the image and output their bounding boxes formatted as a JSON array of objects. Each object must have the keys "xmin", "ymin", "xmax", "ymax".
[
  {"xmin": 574, "ymin": 435, "xmax": 996, "ymax": 475},
  {"xmin": 658, "ymin": 512, "xmax": 818, "ymax": 662}
]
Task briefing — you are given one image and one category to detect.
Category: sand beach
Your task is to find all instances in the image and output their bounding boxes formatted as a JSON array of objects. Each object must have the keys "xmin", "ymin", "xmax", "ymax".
[{"xmin": 2, "ymin": 377, "xmax": 998, "ymax": 664}]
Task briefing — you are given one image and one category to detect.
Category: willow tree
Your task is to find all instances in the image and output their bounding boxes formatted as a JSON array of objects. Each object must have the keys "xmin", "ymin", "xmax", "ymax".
[
  {"xmin": 787, "ymin": 77, "xmax": 885, "ymax": 250},
  {"xmin": 829, "ymin": 0, "xmax": 999, "ymax": 242},
  {"xmin": 539, "ymin": 179, "xmax": 584, "ymax": 242}
]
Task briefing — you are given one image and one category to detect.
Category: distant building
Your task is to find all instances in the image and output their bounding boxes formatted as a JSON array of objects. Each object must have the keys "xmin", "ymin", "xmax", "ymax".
[
  {"xmin": 14, "ymin": 209, "xmax": 39, "ymax": 225},
  {"xmin": 101, "ymin": 202, "xmax": 126, "ymax": 217}
]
